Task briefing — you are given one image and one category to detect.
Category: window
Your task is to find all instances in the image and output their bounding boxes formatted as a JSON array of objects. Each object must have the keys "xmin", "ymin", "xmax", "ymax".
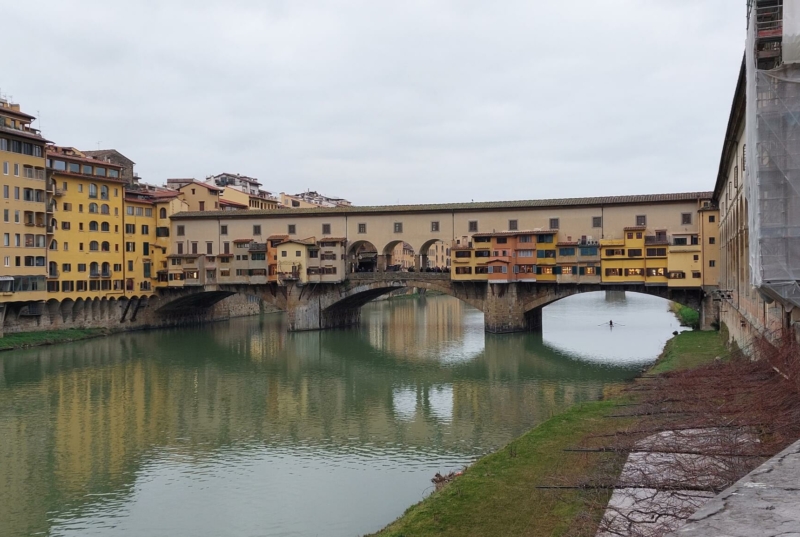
[
  {"xmin": 681, "ymin": 213, "xmax": 692, "ymax": 225},
  {"xmin": 358, "ymin": 223, "xmax": 367, "ymax": 234},
  {"xmin": 322, "ymin": 223, "xmax": 331, "ymax": 235},
  {"xmin": 95, "ymin": 168, "xmax": 106, "ymax": 177},
  {"xmin": 709, "ymin": 215, "xmax": 716, "ymax": 223},
  {"xmin": 88, "ymin": 183, "xmax": 98, "ymax": 198},
  {"xmin": 114, "ymin": 264, "xmax": 122, "ymax": 272},
  {"xmin": 141, "ymin": 225, "xmax": 149, "ymax": 235},
  {"xmin": 537, "ymin": 234, "xmax": 554, "ymax": 244},
  {"xmin": 126, "ymin": 242, "xmax": 135, "ymax": 252},
  {"xmin": 135, "ymin": 207, "xmax": 143, "ymax": 216},
  {"xmin": 177, "ymin": 243, "xmax": 184, "ymax": 254},
  {"xmin": 579, "ymin": 246, "xmax": 598, "ymax": 256},
  {"xmin": 62, "ymin": 263, "xmax": 72, "ymax": 272},
  {"xmin": 624, "ymin": 268, "xmax": 644, "ymax": 276},
  {"xmin": 160, "ymin": 208, "xmax": 167, "ymax": 219},
  {"xmin": 605, "ymin": 268, "xmax": 622, "ymax": 277},
  {"xmin": 709, "ymin": 260, "xmax": 716, "ymax": 267},
  {"xmin": 604, "ymin": 248, "xmax": 624, "ymax": 256},
  {"xmin": 89, "ymin": 221, "xmax": 99, "ymax": 232},
  {"xmin": 145, "ymin": 208, "xmax": 152, "ymax": 217},
  {"xmin": 101, "ymin": 241, "xmax": 110, "ymax": 252},
  {"xmin": 394, "ymin": 222, "xmax": 403, "ymax": 233},
  {"xmin": 549, "ymin": 218, "xmax": 559, "ymax": 230},
  {"xmin": 221, "ymin": 225, "xmax": 228, "ymax": 235},
  {"xmin": 693, "ymin": 254, "xmax": 699, "ymax": 261},
  {"xmin": 206, "ymin": 242, "xmax": 213, "ymax": 255},
  {"xmin": 79, "ymin": 243, "xmax": 84, "ymax": 251},
  {"xmin": 126, "ymin": 206, "xmax": 134, "ymax": 215},
  {"xmin": 591, "ymin": 216, "xmax": 602, "ymax": 228},
  {"xmin": 89, "ymin": 241, "xmax": 99, "ymax": 251},
  {"xmin": 128, "ymin": 260, "xmax": 134, "ymax": 271},
  {"xmin": 627, "ymin": 248, "xmax": 642, "ymax": 257},
  {"xmin": 455, "ymin": 266, "xmax": 472, "ymax": 275},
  {"xmin": 636, "ymin": 215, "xmax": 646, "ymax": 227},
  {"xmin": 733, "ymin": 165, "xmax": 738, "ymax": 188},
  {"xmin": 89, "ymin": 203, "xmax": 98, "ymax": 213},
  {"xmin": 646, "ymin": 247, "xmax": 667, "ymax": 257},
  {"xmin": 454, "ymin": 250, "xmax": 471, "ymax": 258},
  {"xmin": 252, "ymin": 225, "xmax": 261, "ymax": 235},
  {"xmin": 309, "ymin": 250, "xmax": 319, "ymax": 258},
  {"xmin": 559, "ymin": 247, "xmax": 575, "ymax": 256},
  {"xmin": 177, "ymin": 225, "xmax": 185, "ymax": 236},
  {"xmin": 14, "ymin": 186, "xmax": 19, "ymax": 199},
  {"xmin": 673, "ymin": 237, "xmax": 688, "ymax": 245},
  {"xmin": 708, "ymin": 237, "xmax": 716, "ymax": 245},
  {"xmin": 2, "ymin": 185, "xmax": 7, "ymax": 198},
  {"xmin": 496, "ymin": 237, "xmax": 508, "ymax": 244},
  {"xmin": 295, "ymin": 250, "xmax": 302, "ymax": 257},
  {"xmin": 100, "ymin": 185, "xmax": 109, "ymax": 200},
  {"xmin": 508, "ymin": 220, "xmax": 518, "ymax": 231},
  {"xmin": 468, "ymin": 221, "xmax": 478, "ymax": 232},
  {"xmin": 288, "ymin": 224, "xmax": 296, "ymax": 234},
  {"xmin": 125, "ymin": 223, "xmax": 135, "ymax": 234},
  {"xmin": 281, "ymin": 250, "xmax": 287, "ymax": 257},
  {"xmin": 191, "ymin": 242, "xmax": 198, "ymax": 254},
  {"xmin": 692, "ymin": 271, "xmax": 702, "ymax": 279},
  {"xmin": 537, "ymin": 250, "xmax": 556, "ymax": 259},
  {"xmin": 519, "ymin": 235, "xmax": 532, "ymax": 243}
]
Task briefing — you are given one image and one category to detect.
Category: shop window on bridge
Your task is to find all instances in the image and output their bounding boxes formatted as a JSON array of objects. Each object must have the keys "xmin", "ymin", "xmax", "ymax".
[
  {"xmin": 475, "ymin": 266, "xmax": 489, "ymax": 274},
  {"xmin": 321, "ymin": 267, "xmax": 337, "ymax": 275},
  {"xmin": 668, "ymin": 271, "xmax": 686, "ymax": 279},
  {"xmin": 307, "ymin": 267, "xmax": 320, "ymax": 275},
  {"xmin": 518, "ymin": 250, "xmax": 534, "ymax": 257},
  {"xmin": 455, "ymin": 266, "xmax": 472, "ymax": 275},
  {"xmin": 537, "ymin": 266, "xmax": 555, "ymax": 275},
  {"xmin": 47, "ymin": 280, "xmax": 59, "ymax": 292},
  {"xmin": 673, "ymin": 237, "xmax": 688, "ymax": 245},
  {"xmin": 627, "ymin": 248, "xmax": 642, "ymax": 258},
  {"xmin": 250, "ymin": 253, "xmax": 266, "ymax": 261},
  {"xmin": 515, "ymin": 264, "xmax": 535, "ymax": 274},
  {"xmin": 455, "ymin": 250, "xmax": 472, "ymax": 258},
  {"xmin": 646, "ymin": 268, "xmax": 666, "ymax": 277},
  {"xmin": 62, "ymin": 281, "xmax": 74, "ymax": 292},
  {"xmin": 537, "ymin": 234, "xmax": 553, "ymax": 243},
  {"xmin": 559, "ymin": 247, "xmax": 575, "ymax": 256},
  {"xmin": 496, "ymin": 237, "xmax": 508, "ymax": 244},
  {"xmin": 692, "ymin": 271, "xmax": 701, "ymax": 279},
  {"xmin": 579, "ymin": 246, "xmax": 598, "ymax": 256},
  {"xmin": 624, "ymin": 268, "xmax": 644, "ymax": 276},
  {"xmin": 519, "ymin": 235, "xmax": 532, "ymax": 243},
  {"xmin": 474, "ymin": 236, "xmax": 491, "ymax": 243},
  {"xmin": 605, "ymin": 268, "xmax": 622, "ymax": 277},
  {"xmin": 605, "ymin": 248, "xmax": 625, "ymax": 256},
  {"xmin": 77, "ymin": 281, "xmax": 87, "ymax": 291},
  {"xmin": 537, "ymin": 250, "xmax": 555, "ymax": 259},
  {"xmin": 320, "ymin": 253, "xmax": 337, "ymax": 261},
  {"xmin": 579, "ymin": 266, "xmax": 598, "ymax": 275},
  {"xmin": 646, "ymin": 247, "xmax": 667, "ymax": 257}
]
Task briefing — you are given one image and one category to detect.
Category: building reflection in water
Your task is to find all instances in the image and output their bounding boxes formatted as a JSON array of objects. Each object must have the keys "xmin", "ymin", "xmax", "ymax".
[{"xmin": 0, "ymin": 295, "xmax": 656, "ymax": 537}]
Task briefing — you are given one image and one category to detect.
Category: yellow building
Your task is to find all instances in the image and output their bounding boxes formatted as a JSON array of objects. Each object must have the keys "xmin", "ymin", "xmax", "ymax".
[
  {"xmin": 276, "ymin": 238, "xmax": 316, "ymax": 284},
  {"xmin": 122, "ymin": 193, "xmax": 157, "ymax": 296},
  {"xmin": 175, "ymin": 180, "xmax": 222, "ymax": 212},
  {"xmin": 600, "ymin": 227, "xmax": 647, "ymax": 284},
  {"xmin": 534, "ymin": 231, "xmax": 557, "ymax": 282},
  {"xmin": 46, "ymin": 147, "xmax": 126, "ymax": 299},
  {"xmin": 0, "ymin": 98, "xmax": 50, "ymax": 306}
]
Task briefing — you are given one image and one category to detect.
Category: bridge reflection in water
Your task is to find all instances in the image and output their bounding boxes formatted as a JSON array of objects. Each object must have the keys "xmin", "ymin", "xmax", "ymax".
[{"xmin": 0, "ymin": 293, "xmax": 679, "ymax": 537}]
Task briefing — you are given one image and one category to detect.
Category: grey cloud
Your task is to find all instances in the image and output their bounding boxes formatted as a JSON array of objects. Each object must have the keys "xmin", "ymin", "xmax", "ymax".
[{"xmin": 1, "ymin": 0, "xmax": 743, "ymax": 204}]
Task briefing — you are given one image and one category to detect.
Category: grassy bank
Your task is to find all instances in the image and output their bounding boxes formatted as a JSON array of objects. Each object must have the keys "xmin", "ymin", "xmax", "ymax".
[
  {"xmin": 370, "ymin": 330, "xmax": 726, "ymax": 537},
  {"xmin": 0, "ymin": 328, "xmax": 109, "ymax": 351},
  {"xmin": 669, "ymin": 302, "xmax": 700, "ymax": 329}
]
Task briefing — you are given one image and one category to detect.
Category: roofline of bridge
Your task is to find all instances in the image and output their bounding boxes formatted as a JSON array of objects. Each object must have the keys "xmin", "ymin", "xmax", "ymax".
[
  {"xmin": 713, "ymin": 53, "xmax": 746, "ymax": 204},
  {"xmin": 171, "ymin": 191, "xmax": 714, "ymax": 220}
]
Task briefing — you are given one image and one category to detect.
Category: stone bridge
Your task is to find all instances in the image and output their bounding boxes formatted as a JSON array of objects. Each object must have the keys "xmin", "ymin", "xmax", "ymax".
[{"xmin": 156, "ymin": 273, "xmax": 711, "ymax": 333}]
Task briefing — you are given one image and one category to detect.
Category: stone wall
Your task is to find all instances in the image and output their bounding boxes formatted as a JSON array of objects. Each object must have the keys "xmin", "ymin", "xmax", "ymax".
[{"xmin": 0, "ymin": 292, "xmax": 276, "ymax": 337}]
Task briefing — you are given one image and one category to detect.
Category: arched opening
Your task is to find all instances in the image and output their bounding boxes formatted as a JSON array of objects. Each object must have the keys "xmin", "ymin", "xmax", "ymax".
[
  {"xmin": 383, "ymin": 240, "xmax": 416, "ymax": 272},
  {"xmin": 88, "ymin": 203, "xmax": 98, "ymax": 214},
  {"xmin": 89, "ymin": 241, "xmax": 99, "ymax": 251},
  {"xmin": 347, "ymin": 240, "xmax": 379, "ymax": 273},
  {"xmin": 100, "ymin": 185, "xmax": 109, "ymax": 200},
  {"xmin": 160, "ymin": 207, "xmax": 167, "ymax": 219},
  {"xmin": 418, "ymin": 239, "xmax": 449, "ymax": 273},
  {"xmin": 89, "ymin": 221, "xmax": 98, "ymax": 232},
  {"xmin": 50, "ymin": 217, "xmax": 57, "ymax": 230},
  {"xmin": 90, "ymin": 262, "xmax": 99, "ymax": 277},
  {"xmin": 48, "ymin": 261, "xmax": 58, "ymax": 278},
  {"xmin": 89, "ymin": 184, "xmax": 98, "ymax": 198},
  {"xmin": 101, "ymin": 204, "xmax": 109, "ymax": 215},
  {"xmin": 101, "ymin": 241, "xmax": 110, "ymax": 252},
  {"xmin": 49, "ymin": 239, "xmax": 58, "ymax": 251},
  {"xmin": 101, "ymin": 222, "xmax": 110, "ymax": 232}
]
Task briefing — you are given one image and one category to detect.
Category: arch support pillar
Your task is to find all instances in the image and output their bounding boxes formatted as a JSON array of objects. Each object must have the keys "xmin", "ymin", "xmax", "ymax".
[
  {"xmin": 484, "ymin": 283, "xmax": 542, "ymax": 333},
  {"xmin": 699, "ymin": 292, "xmax": 719, "ymax": 331}
]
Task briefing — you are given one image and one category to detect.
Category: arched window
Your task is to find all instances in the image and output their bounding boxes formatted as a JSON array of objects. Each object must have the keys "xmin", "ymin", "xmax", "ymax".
[
  {"xmin": 50, "ymin": 218, "xmax": 57, "ymax": 230},
  {"xmin": 102, "ymin": 262, "xmax": 110, "ymax": 274},
  {"xmin": 159, "ymin": 207, "xmax": 167, "ymax": 219},
  {"xmin": 89, "ymin": 184, "xmax": 98, "ymax": 198},
  {"xmin": 90, "ymin": 262, "xmax": 99, "ymax": 275},
  {"xmin": 89, "ymin": 221, "xmax": 98, "ymax": 232},
  {"xmin": 49, "ymin": 261, "xmax": 57, "ymax": 276},
  {"xmin": 100, "ymin": 185, "xmax": 109, "ymax": 200},
  {"xmin": 101, "ymin": 222, "xmax": 110, "ymax": 232},
  {"xmin": 89, "ymin": 203, "xmax": 98, "ymax": 213},
  {"xmin": 101, "ymin": 241, "xmax": 110, "ymax": 252},
  {"xmin": 49, "ymin": 239, "xmax": 58, "ymax": 250},
  {"xmin": 89, "ymin": 241, "xmax": 99, "ymax": 251},
  {"xmin": 101, "ymin": 204, "xmax": 109, "ymax": 214}
]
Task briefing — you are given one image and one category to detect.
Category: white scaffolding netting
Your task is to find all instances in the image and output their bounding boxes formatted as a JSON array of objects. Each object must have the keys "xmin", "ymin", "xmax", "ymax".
[{"xmin": 746, "ymin": 3, "xmax": 800, "ymax": 307}]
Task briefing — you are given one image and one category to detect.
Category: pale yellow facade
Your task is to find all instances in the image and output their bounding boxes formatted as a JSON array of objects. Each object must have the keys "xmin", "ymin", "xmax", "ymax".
[
  {"xmin": 177, "ymin": 182, "xmax": 222, "ymax": 212},
  {"xmin": 0, "ymin": 100, "xmax": 49, "ymax": 304},
  {"xmin": 46, "ymin": 148, "xmax": 127, "ymax": 301}
]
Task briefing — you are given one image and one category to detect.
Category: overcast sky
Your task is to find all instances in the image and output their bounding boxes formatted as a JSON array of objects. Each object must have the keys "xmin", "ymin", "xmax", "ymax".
[{"xmin": 1, "ymin": 1, "xmax": 744, "ymax": 205}]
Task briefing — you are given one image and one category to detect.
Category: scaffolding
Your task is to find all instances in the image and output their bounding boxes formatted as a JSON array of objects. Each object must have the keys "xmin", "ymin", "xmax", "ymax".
[{"xmin": 746, "ymin": 0, "xmax": 800, "ymax": 307}]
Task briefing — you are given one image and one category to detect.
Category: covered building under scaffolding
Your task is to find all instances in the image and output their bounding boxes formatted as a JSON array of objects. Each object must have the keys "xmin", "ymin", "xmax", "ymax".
[{"xmin": 715, "ymin": 0, "xmax": 800, "ymax": 345}]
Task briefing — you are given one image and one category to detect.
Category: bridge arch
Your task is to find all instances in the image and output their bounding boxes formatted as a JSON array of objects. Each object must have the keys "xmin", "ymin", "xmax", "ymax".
[{"xmin": 348, "ymin": 239, "xmax": 379, "ymax": 272}]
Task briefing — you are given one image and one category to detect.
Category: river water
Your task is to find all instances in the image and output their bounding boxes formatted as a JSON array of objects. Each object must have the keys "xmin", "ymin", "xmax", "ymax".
[{"xmin": 0, "ymin": 292, "xmax": 683, "ymax": 537}]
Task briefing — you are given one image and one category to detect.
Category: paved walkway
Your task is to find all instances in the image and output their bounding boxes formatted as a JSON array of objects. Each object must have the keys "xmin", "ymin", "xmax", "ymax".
[{"xmin": 670, "ymin": 439, "xmax": 800, "ymax": 536}]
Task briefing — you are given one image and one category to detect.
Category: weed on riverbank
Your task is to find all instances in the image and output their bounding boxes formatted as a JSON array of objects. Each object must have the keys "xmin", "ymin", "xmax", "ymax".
[{"xmin": 0, "ymin": 328, "xmax": 108, "ymax": 351}]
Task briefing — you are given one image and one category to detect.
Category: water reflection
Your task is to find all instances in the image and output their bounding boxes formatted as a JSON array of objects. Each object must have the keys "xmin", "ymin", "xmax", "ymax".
[{"xmin": 0, "ymin": 292, "xmax": 678, "ymax": 537}]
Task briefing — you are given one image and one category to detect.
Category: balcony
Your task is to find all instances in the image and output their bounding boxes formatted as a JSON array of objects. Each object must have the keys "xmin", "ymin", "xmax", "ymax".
[
  {"xmin": 47, "ymin": 270, "xmax": 59, "ymax": 279},
  {"xmin": 89, "ymin": 271, "xmax": 100, "ymax": 278},
  {"xmin": 53, "ymin": 188, "xmax": 64, "ymax": 197},
  {"xmin": 101, "ymin": 271, "xmax": 111, "ymax": 278}
]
